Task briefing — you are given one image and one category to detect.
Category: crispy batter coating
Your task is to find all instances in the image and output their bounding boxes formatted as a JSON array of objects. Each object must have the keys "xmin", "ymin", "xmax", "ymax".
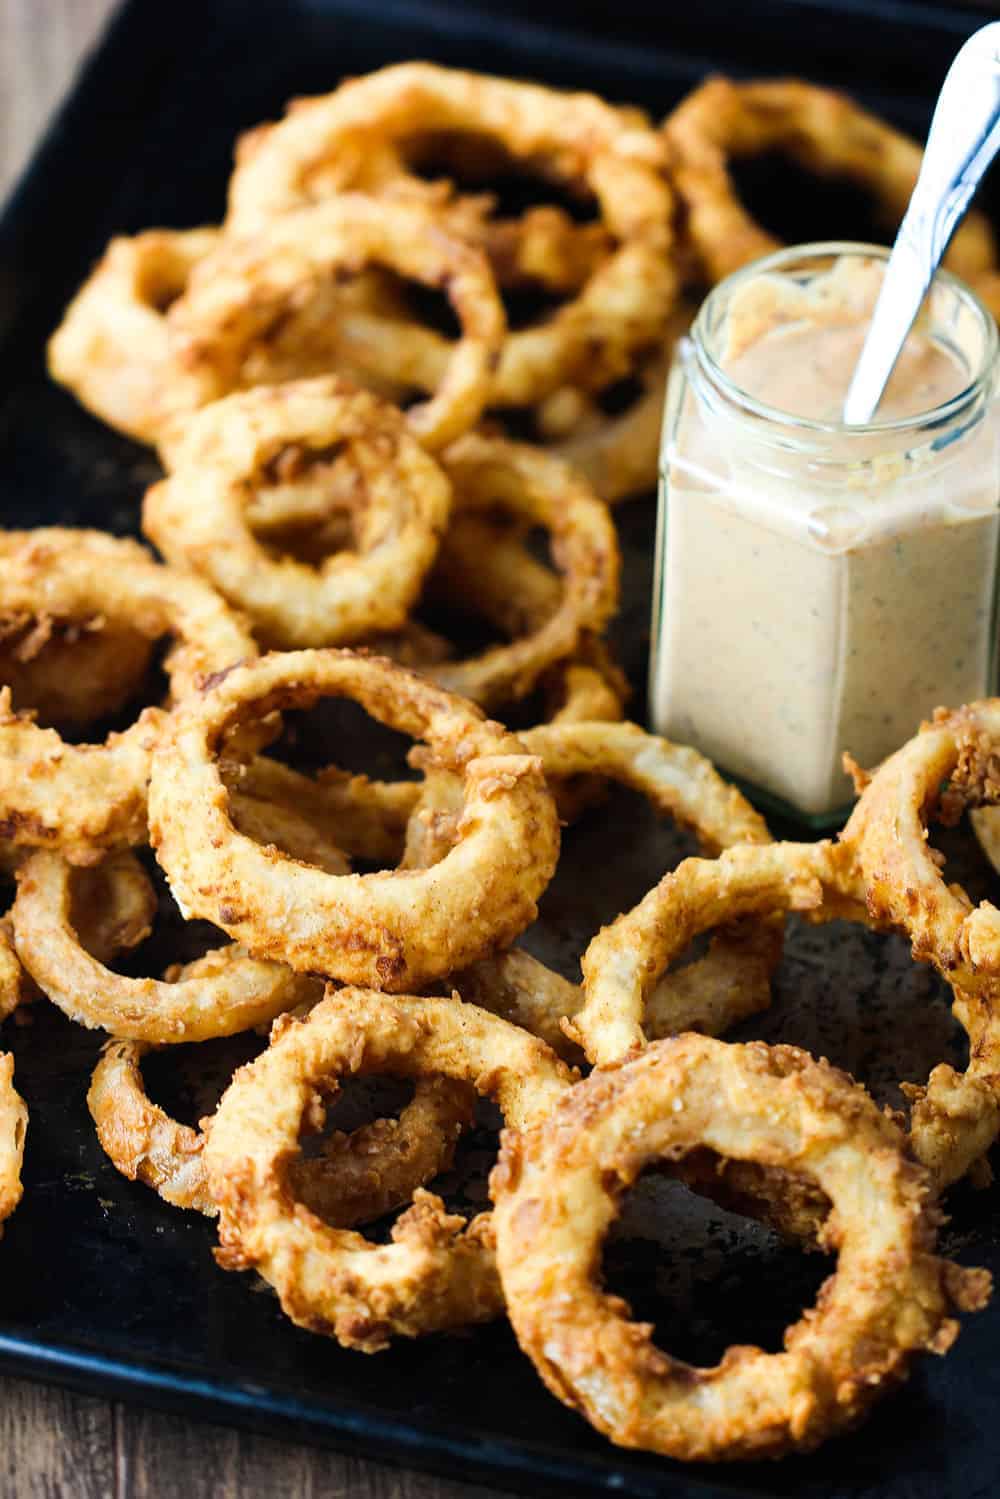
[
  {"xmin": 89, "ymin": 1035, "xmax": 472, "ymax": 1222},
  {"xmin": 144, "ymin": 377, "xmax": 453, "ymax": 649},
  {"xmin": 0, "ymin": 530, "xmax": 255, "ymax": 861},
  {"xmin": 205, "ymin": 989, "xmax": 575, "ymax": 1350},
  {"xmin": 664, "ymin": 77, "xmax": 997, "ymax": 286},
  {"xmin": 149, "ymin": 651, "xmax": 560, "ymax": 989},
  {"xmin": 577, "ymin": 832, "xmax": 997, "ymax": 1203},
  {"xmin": 165, "ymin": 195, "xmax": 505, "ymax": 452},
  {"xmin": 492, "ymin": 1035, "xmax": 990, "ymax": 1461}
]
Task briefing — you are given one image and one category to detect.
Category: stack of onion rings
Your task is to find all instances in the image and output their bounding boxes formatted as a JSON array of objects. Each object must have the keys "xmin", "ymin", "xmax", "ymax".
[{"xmin": 18, "ymin": 59, "xmax": 1000, "ymax": 1471}]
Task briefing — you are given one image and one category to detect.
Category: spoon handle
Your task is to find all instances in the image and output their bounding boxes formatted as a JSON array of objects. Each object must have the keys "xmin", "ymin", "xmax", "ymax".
[{"xmin": 843, "ymin": 21, "xmax": 1000, "ymax": 426}]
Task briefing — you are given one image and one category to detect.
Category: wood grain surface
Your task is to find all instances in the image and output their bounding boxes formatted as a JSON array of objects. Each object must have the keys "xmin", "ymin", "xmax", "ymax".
[{"xmin": 0, "ymin": 2, "xmax": 511, "ymax": 1494}]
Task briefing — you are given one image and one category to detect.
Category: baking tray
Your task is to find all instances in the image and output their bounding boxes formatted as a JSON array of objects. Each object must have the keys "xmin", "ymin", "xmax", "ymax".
[{"xmin": 2, "ymin": 1, "xmax": 1000, "ymax": 1495}]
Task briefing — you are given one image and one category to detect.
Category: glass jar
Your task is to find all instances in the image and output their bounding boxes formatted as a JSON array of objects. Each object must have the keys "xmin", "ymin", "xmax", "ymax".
[{"xmin": 649, "ymin": 241, "xmax": 1000, "ymax": 826}]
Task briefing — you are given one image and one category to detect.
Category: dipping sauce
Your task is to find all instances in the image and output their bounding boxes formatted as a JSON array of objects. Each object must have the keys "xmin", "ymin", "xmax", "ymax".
[{"xmin": 650, "ymin": 246, "xmax": 1000, "ymax": 821}]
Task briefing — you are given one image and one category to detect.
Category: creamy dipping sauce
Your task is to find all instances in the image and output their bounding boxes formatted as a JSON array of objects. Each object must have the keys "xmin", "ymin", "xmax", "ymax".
[{"xmin": 651, "ymin": 251, "xmax": 1000, "ymax": 820}]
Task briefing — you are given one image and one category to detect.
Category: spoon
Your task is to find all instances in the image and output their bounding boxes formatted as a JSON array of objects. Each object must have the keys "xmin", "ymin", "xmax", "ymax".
[{"xmin": 843, "ymin": 20, "xmax": 1000, "ymax": 426}]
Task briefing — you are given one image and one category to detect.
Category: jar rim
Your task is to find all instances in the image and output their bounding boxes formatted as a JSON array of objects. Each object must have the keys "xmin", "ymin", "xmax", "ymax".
[{"xmin": 690, "ymin": 240, "xmax": 998, "ymax": 443}]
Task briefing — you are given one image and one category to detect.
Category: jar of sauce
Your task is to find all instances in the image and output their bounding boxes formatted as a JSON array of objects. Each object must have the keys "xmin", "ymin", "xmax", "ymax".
[{"xmin": 649, "ymin": 242, "xmax": 1000, "ymax": 825}]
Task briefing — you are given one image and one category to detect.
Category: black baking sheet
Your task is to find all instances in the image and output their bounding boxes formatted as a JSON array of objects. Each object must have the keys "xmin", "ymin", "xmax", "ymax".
[{"xmin": 2, "ymin": 2, "xmax": 1000, "ymax": 1496}]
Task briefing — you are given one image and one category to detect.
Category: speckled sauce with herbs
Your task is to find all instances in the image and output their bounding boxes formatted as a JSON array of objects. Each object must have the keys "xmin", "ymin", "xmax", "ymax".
[{"xmin": 651, "ymin": 254, "xmax": 1000, "ymax": 819}]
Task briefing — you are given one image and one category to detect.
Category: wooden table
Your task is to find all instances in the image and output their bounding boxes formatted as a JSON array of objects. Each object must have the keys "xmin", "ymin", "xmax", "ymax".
[{"xmin": 0, "ymin": 3, "xmax": 511, "ymax": 1493}]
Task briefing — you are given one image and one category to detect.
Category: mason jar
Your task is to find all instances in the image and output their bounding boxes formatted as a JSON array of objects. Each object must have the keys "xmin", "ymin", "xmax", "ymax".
[{"xmin": 649, "ymin": 241, "xmax": 1000, "ymax": 827}]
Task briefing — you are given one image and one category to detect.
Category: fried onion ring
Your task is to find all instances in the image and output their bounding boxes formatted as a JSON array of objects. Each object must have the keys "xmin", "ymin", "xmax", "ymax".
[
  {"xmin": 12, "ymin": 850, "xmax": 319, "ymax": 1043},
  {"xmin": 205, "ymin": 988, "xmax": 575, "ymax": 1350},
  {"xmin": 88, "ymin": 1035, "xmax": 472, "ymax": 1223},
  {"xmin": 0, "ymin": 530, "xmax": 255, "ymax": 861},
  {"xmin": 404, "ymin": 718, "xmax": 769, "ymax": 869},
  {"xmin": 492, "ymin": 1034, "xmax": 990, "ymax": 1461},
  {"xmin": 223, "ymin": 64, "xmax": 676, "ymax": 405},
  {"xmin": 574, "ymin": 840, "xmax": 858, "ymax": 1066},
  {"xmin": 842, "ymin": 701, "xmax": 1000, "ymax": 978},
  {"xmin": 663, "ymin": 77, "xmax": 997, "ymax": 286},
  {"xmin": 841, "ymin": 701, "xmax": 1000, "ymax": 1187},
  {"xmin": 576, "ymin": 833, "xmax": 995, "ymax": 1197},
  {"xmin": 419, "ymin": 511, "xmax": 628, "ymax": 732},
  {"xmin": 148, "ymin": 650, "xmax": 560, "ymax": 988},
  {"xmin": 0, "ymin": 1054, "xmax": 26, "ymax": 1232},
  {"xmin": 47, "ymin": 229, "xmax": 412, "ymax": 446},
  {"xmin": 410, "ymin": 719, "xmax": 778, "ymax": 1056},
  {"xmin": 144, "ymin": 378, "xmax": 453, "ymax": 648},
  {"xmin": 165, "ymin": 195, "xmax": 505, "ymax": 452},
  {"xmin": 422, "ymin": 436, "xmax": 618, "ymax": 708},
  {"xmin": 0, "ymin": 612, "xmax": 155, "ymax": 731},
  {"xmin": 47, "ymin": 228, "xmax": 221, "ymax": 444}
]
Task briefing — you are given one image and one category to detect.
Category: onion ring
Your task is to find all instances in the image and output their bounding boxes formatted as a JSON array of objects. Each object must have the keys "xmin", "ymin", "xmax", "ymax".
[
  {"xmin": 574, "ymin": 840, "xmax": 857, "ymax": 1066},
  {"xmin": 0, "ymin": 612, "xmax": 155, "ymax": 731},
  {"xmin": 205, "ymin": 987, "xmax": 575, "ymax": 1350},
  {"xmin": 47, "ymin": 229, "xmax": 411, "ymax": 446},
  {"xmin": 663, "ymin": 77, "xmax": 997, "ymax": 286},
  {"xmin": 12, "ymin": 850, "xmax": 320, "ymax": 1043},
  {"xmin": 841, "ymin": 700, "xmax": 1000, "ymax": 978},
  {"xmin": 491, "ymin": 1033, "xmax": 990, "ymax": 1461},
  {"xmin": 143, "ymin": 377, "xmax": 452, "ymax": 649},
  {"xmin": 576, "ymin": 833, "xmax": 995, "ymax": 1197},
  {"xmin": 422, "ymin": 436, "xmax": 619, "ymax": 709},
  {"xmin": 0, "ymin": 1054, "xmax": 26, "ymax": 1232},
  {"xmin": 411, "ymin": 719, "xmax": 778, "ymax": 1056},
  {"xmin": 0, "ymin": 850, "xmax": 159, "ymax": 1020},
  {"xmin": 0, "ymin": 529, "xmax": 255, "ymax": 861},
  {"xmin": 228, "ymin": 101, "xmax": 618, "ymax": 299},
  {"xmin": 88, "ymin": 1035, "xmax": 472, "ymax": 1222},
  {"xmin": 419, "ymin": 511, "xmax": 628, "ymax": 732},
  {"xmin": 841, "ymin": 701, "xmax": 1000, "ymax": 1187},
  {"xmin": 148, "ymin": 650, "xmax": 560, "ymax": 989},
  {"xmin": 223, "ymin": 63, "xmax": 676, "ymax": 405},
  {"xmin": 165, "ymin": 194, "xmax": 505, "ymax": 452},
  {"xmin": 47, "ymin": 228, "xmax": 220, "ymax": 444}
]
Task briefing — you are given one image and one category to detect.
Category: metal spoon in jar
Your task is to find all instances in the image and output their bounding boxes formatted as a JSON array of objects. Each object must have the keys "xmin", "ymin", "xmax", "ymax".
[{"xmin": 843, "ymin": 20, "xmax": 1000, "ymax": 426}]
